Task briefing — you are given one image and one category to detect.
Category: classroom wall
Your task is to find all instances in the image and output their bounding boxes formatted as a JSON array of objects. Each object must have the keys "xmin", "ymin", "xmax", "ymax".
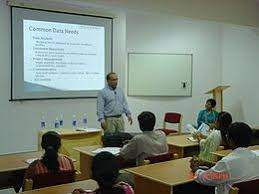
[
  {"xmin": 0, "ymin": 0, "xmax": 258, "ymax": 154},
  {"xmin": 221, "ymin": 24, "xmax": 259, "ymax": 125},
  {"xmin": 76, "ymin": 0, "xmax": 258, "ymax": 27},
  {"xmin": 124, "ymin": 11, "xmax": 222, "ymax": 131}
]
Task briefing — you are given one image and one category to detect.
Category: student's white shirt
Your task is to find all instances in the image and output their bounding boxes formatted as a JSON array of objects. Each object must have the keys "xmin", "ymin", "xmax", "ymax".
[
  {"xmin": 119, "ymin": 130, "xmax": 168, "ymax": 165},
  {"xmin": 195, "ymin": 147, "xmax": 259, "ymax": 194}
]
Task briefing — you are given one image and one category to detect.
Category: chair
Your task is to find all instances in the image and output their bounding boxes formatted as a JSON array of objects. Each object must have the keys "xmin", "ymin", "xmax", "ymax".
[
  {"xmin": 230, "ymin": 179, "xmax": 259, "ymax": 194},
  {"xmin": 23, "ymin": 179, "xmax": 33, "ymax": 191},
  {"xmin": 29, "ymin": 170, "xmax": 76, "ymax": 189},
  {"xmin": 229, "ymin": 186, "xmax": 239, "ymax": 194},
  {"xmin": 158, "ymin": 112, "xmax": 182, "ymax": 136},
  {"xmin": 144, "ymin": 152, "xmax": 178, "ymax": 164}
]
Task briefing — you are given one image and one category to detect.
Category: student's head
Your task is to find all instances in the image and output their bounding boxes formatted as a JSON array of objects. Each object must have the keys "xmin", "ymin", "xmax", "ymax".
[
  {"xmin": 216, "ymin": 112, "xmax": 232, "ymax": 131},
  {"xmin": 92, "ymin": 152, "xmax": 124, "ymax": 193},
  {"xmin": 138, "ymin": 111, "xmax": 156, "ymax": 132},
  {"xmin": 226, "ymin": 122, "xmax": 252, "ymax": 149},
  {"xmin": 205, "ymin": 98, "xmax": 216, "ymax": 110},
  {"xmin": 106, "ymin": 72, "xmax": 118, "ymax": 89},
  {"xmin": 41, "ymin": 131, "xmax": 61, "ymax": 173}
]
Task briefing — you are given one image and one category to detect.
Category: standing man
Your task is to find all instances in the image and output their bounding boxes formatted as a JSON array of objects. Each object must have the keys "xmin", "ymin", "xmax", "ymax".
[{"xmin": 97, "ymin": 72, "xmax": 132, "ymax": 134}]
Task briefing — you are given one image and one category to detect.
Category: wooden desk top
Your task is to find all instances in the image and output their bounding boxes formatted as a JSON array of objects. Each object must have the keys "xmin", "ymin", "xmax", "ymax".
[
  {"xmin": 74, "ymin": 145, "xmax": 102, "ymax": 156},
  {"xmin": 125, "ymin": 157, "xmax": 194, "ymax": 187},
  {"xmin": 19, "ymin": 179, "xmax": 98, "ymax": 194},
  {"xmin": 0, "ymin": 151, "xmax": 76, "ymax": 173},
  {"xmin": 0, "ymin": 151, "xmax": 43, "ymax": 173},
  {"xmin": 167, "ymin": 134, "xmax": 199, "ymax": 147},
  {"xmin": 39, "ymin": 129, "xmax": 101, "ymax": 137},
  {"xmin": 211, "ymin": 145, "xmax": 259, "ymax": 158}
]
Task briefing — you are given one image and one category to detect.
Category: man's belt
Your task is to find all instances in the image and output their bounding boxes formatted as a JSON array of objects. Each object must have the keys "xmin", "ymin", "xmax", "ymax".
[{"xmin": 105, "ymin": 114, "xmax": 122, "ymax": 118}]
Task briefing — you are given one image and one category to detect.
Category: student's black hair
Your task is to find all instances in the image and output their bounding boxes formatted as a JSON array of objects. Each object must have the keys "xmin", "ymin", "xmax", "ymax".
[
  {"xmin": 92, "ymin": 152, "xmax": 125, "ymax": 194},
  {"xmin": 138, "ymin": 111, "xmax": 156, "ymax": 131},
  {"xmin": 227, "ymin": 122, "xmax": 252, "ymax": 148},
  {"xmin": 206, "ymin": 98, "xmax": 216, "ymax": 108},
  {"xmin": 106, "ymin": 72, "xmax": 116, "ymax": 81},
  {"xmin": 216, "ymin": 111, "xmax": 232, "ymax": 145},
  {"xmin": 41, "ymin": 131, "xmax": 61, "ymax": 173}
]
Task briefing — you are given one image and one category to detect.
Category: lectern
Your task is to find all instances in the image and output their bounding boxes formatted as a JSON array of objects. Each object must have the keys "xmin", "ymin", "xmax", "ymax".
[{"xmin": 205, "ymin": 86, "xmax": 230, "ymax": 112}]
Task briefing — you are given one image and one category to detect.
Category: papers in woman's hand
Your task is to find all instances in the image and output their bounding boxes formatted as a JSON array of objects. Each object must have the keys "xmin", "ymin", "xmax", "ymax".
[
  {"xmin": 198, "ymin": 123, "xmax": 210, "ymax": 136},
  {"xmin": 92, "ymin": 147, "xmax": 121, "ymax": 156},
  {"xmin": 185, "ymin": 124, "xmax": 197, "ymax": 134}
]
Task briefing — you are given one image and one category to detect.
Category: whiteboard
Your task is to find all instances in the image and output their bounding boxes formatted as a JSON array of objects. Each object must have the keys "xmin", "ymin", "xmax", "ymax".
[{"xmin": 128, "ymin": 53, "xmax": 192, "ymax": 96}]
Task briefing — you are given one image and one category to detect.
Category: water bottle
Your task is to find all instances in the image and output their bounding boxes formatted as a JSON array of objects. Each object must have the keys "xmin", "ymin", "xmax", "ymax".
[
  {"xmin": 40, "ymin": 113, "xmax": 46, "ymax": 129},
  {"xmin": 72, "ymin": 115, "xmax": 77, "ymax": 129},
  {"xmin": 54, "ymin": 117, "xmax": 59, "ymax": 129},
  {"xmin": 82, "ymin": 113, "xmax": 87, "ymax": 128},
  {"xmin": 59, "ymin": 114, "xmax": 64, "ymax": 128}
]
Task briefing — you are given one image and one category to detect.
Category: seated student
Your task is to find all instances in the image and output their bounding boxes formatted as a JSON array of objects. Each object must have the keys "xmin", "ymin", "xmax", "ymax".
[
  {"xmin": 190, "ymin": 122, "xmax": 259, "ymax": 194},
  {"xmin": 194, "ymin": 112, "xmax": 232, "ymax": 163},
  {"xmin": 119, "ymin": 111, "xmax": 168, "ymax": 166},
  {"xmin": 72, "ymin": 151, "xmax": 134, "ymax": 194},
  {"xmin": 23, "ymin": 131, "xmax": 75, "ymax": 187},
  {"xmin": 197, "ymin": 98, "xmax": 218, "ymax": 129}
]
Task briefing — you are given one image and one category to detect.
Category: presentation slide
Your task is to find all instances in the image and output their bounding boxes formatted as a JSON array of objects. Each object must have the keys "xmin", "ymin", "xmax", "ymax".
[{"xmin": 23, "ymin": 20, "xmax": 105, "ymax": 91}]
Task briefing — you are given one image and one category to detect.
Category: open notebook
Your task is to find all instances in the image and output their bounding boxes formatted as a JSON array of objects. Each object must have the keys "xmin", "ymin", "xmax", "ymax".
[{"xmin": 186, "ymin": 123, "xmax": 210, "ymax": 136}]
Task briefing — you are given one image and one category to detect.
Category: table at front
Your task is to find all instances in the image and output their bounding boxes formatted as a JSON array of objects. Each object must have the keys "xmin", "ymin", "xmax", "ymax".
[
  {"xmin": 0, "ymin": 151, "xmax": 43, "ymax": 191},
  {"xmin": 167, "ymin": 134, "xmax": 199, "ymax": 158},
  {"xmin": 211, "ymin": 145, "xmax": 259, "ymax": 160},
  {"xmin": 125, "ymin": 157, "xmax": 194, "ymax": 194},
  {"xmin": 38, "ymin": 129, "xmax": 102, "ymax": 170},
  {"xmin": 19, "ymin": 179, "xmax": 98, "ymax": 194}
]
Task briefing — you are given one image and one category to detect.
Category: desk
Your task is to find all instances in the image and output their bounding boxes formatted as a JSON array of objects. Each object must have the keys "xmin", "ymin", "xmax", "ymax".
[
  {"xmin": 125, "ymin": 157, "xmax": 194, "ymax": 194},
  {"xmin": 0, "ymin": 151, "xmax": 42, "ymax": 191},
  {"xmin": 74, "ymin": 145, "xmax": 102, "ymax": 180},
  {"xmin": 167, "ymin": 134, "xmax": 199, "ymax": 158},
  {"xmin": 0, "ymin": 151, "xmax": 76, "ymax": 191},
  {"xmin": 38, "ymin": 129, "xmax": 102, "ymax": 170},
  {"xmin": 211, "ymin": 145, "xmax": 259, "ymax": 160},
  {"xmin": 19, "ymin": 179, "xmax": 98, "ymax": 194}
]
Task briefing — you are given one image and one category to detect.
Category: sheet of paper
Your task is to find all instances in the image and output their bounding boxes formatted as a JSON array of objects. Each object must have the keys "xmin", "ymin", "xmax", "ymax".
[
  {"xmin": 25, "ymin": 158, "xmax": 38, "ymax": 164},
  {"xmin": 92, "ymin": 147, "xmax": 121, "ymax": 155},
  {"xmin": 76, "ymin": 128, "xmax": 101, "ymax": 133},
  {"xmin": 197, "ymin": 122, "xmax": 210, "ymax": 136},
  {"xmin": 187, "ymin": 136, "xmax": 198, "ymax": 142}
]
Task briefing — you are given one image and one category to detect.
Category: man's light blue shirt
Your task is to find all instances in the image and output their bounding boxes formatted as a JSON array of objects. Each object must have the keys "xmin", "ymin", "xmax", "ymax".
[{"xmin": 97, "ymin": 86, "xmax": 131, "ymax": 123}]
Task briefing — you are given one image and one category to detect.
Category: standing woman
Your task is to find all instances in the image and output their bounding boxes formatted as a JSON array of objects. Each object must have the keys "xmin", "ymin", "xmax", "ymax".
[
  {"xmin": 23, "ymin": 131, "xmax": 75, "ymax": 188},
  {"xmin": 197, "ymin": 98, "xmax": 218, "ymax": 129}
]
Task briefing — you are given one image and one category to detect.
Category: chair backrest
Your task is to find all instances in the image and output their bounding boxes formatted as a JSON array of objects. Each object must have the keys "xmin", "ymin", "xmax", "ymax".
[
  {"xmin": 232, "ymin": 179, "xmax": 259, "ymax": 194},
  {"xmin": 32, "ymin": 170, "xmax": 76, "ymax": 189},
  {"xmin": 229, "ymin": 186, "xmax": 239, "ymax": 194},
  {"xmin": 164, "ymin": 112, "xmax": 182, "ymax": 123},
  {"xmin": 144, "ymin": 152, "xmax": 174, "ymax": 164},
  {"xmin": 163, "ymin": 112, "xmax": 182, "ymax": 134}
]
